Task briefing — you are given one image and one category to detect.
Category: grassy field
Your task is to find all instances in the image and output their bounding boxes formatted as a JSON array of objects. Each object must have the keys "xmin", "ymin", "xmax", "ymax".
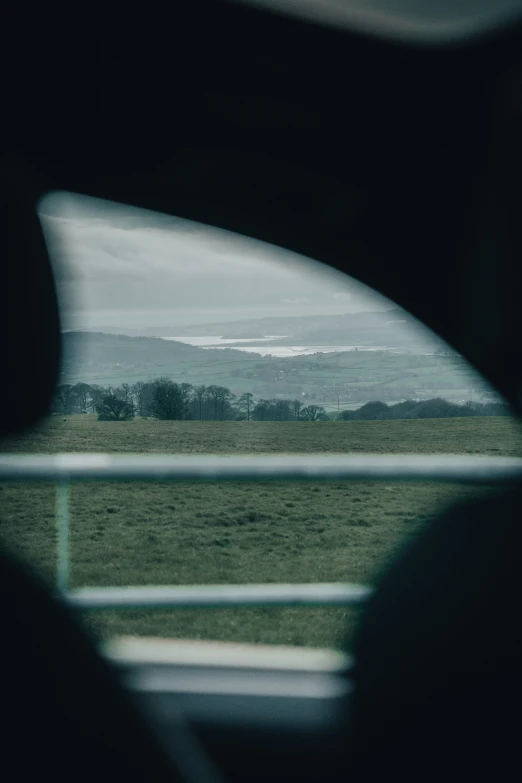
[{"xmin": 2, "ymin": 415, "xmax": 521, "ymax": 649}]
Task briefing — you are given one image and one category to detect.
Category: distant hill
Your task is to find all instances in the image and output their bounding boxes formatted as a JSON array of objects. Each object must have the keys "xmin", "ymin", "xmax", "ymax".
[
  {"xmin": 60, "ymin": 330, "xmax": 488, "ymax": 409},
  {"xmin": 93, "ymin": 310, "xmax": 403, "ymax": 337},
  {"xmin": 176, "ymin": 311, "xmax": 446, "ymax": 352},
  {"xmin": 61, "ymin": 331, "xmax": 256, "ymax": 386},
  {"xmin": 63, "ymin": 331, "xmax": 201, "ymax": 365},
  {"xmin": 77, "ymin": 310, "xmax": 447, "ymax": 351}
]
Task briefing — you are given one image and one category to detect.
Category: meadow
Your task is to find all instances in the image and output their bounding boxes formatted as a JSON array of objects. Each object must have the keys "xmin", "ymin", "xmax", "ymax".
[{"xmin": 2, "ymin": 415, "xmax": 521, "ymax": 649}]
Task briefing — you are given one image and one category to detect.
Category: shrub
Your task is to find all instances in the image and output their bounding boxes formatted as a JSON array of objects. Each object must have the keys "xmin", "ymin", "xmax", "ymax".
[{"xmin": 96, "ymin": 395, "xmax": 134, "ymax": 421}]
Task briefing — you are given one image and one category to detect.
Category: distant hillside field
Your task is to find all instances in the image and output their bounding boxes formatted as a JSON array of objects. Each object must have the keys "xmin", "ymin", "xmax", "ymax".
[
  {"xmin": 2, "ymin": 416, "xmax": 520, "ymax": 649},
  {"xmin": 61, "ymin": 331, "xmax": 492, "ymax": 406}
]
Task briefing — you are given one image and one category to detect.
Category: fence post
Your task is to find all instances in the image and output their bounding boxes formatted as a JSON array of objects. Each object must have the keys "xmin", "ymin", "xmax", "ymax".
[{"xmin": 56, "ymin": 480, "xmax": 70, "ymax": 592}]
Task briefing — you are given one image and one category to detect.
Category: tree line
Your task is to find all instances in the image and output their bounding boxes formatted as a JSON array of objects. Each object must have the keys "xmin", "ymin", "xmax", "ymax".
[
  {"xmin": 337, "ymin": 398, "xmax": 511, "ymax": 420},
  {"xmin": 52, "ymin": 381, "xmax": 511, "ymax": 422},
  {"xmin": 52, "ymin": 380, "xmax": 329, "ymax": 421}
]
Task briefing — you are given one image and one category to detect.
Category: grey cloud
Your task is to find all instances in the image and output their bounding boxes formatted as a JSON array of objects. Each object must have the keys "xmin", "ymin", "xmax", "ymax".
[{"xmin": 38, "ymin": 192, "xmax": 390, "ymax": 329}]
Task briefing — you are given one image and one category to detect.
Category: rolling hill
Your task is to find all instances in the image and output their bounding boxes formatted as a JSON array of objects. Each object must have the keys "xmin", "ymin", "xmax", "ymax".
[
  {"xmin": 60, "ymin": 331, "xmax": 493, "ymax": 410},
  {"xmin": 73, "ymin": 310, "xmax": 449, "ymax": 352}
]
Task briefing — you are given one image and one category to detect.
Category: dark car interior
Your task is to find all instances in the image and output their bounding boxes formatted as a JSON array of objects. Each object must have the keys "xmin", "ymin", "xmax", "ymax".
[{"xmin": 3, "ymin": 1, "xmax": 522, "ymax": 780}]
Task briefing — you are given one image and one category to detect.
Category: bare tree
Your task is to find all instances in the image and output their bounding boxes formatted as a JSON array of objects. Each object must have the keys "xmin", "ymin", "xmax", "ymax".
[
  {"xmin": 206, "ymin": 385, "xmax": 222, "ymax": 419},
  {"xmin": 292, "ymin": 399, "xmax": 303, "ymax": 420},
  {"xmin": 120, "ymin": 383, "xmax": 135, "ymax": 415},
  {"xmin": 132, "ymin": 381, "xmax": 147, "ymax": 417},
  {"xmin": 73, "ymin": 383, "xmax": 92, "ymax": 414},
  {"xmin": 54, "ymin": 384, "xmax": 78, "ymax": 415},
  {"xmin": 216, "ymin": 387, "xmax": 235, "ymax": 420},
  {"xmin": 253, "ymin": 399, "xmax": 269, "ymax": 421},
  {"xmin": 180, "ymin": 383, "xmax": 194, "ymax": 419},
  {"xmin": 88, "ymin": 385, "xmax": 105, "ymax": 413},
  {"xmin": 301, "ymin": 404, "xmax": 327, "ymax": 421},
  {"xmin": 96, "ymin": 394, "xmax": 134, "ymax": 421},
  {"xmin": 273, "ymin": 399, "xmax": 292, "ymax": 421},
  {"xmin": 192, "ymin": 385, "xmax": 207, "ymax": 420},
  {"xmin": 150, "ymin": 378, "xmax": 184, "ymax": 420},
  {"xmin": 236, "ymin": 392, "xmax": 254, "ymax": 420}
]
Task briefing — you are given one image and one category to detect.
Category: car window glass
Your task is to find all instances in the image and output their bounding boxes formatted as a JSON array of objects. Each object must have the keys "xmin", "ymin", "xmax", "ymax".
[{"xmin": 2, "ymin": 191, "xmax": 521, "ymax": 649}]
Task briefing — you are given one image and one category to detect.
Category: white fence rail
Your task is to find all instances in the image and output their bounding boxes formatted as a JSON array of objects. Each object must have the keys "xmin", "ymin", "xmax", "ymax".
[
  {"xmin": 68, "ymin": 583, "xmax": 374, "ymax": 610},
  {"xmin": 1, "ymin": 453, "xmax": 521, "ymax": 609},
  {"xmin": 2, "ymin": 453, "xmax": 522, "ymax": 483}
]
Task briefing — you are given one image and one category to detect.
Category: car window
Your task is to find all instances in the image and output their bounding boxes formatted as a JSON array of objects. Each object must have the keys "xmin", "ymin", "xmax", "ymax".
[{"xmin": 1, "ymin": 191, "xmax": 521, "ymax": 650}]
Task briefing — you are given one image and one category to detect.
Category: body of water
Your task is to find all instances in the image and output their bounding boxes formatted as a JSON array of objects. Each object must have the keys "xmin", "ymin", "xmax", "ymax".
[{"xmin": 163, "ymin": 336, "xmax": 394, "ymax": 357}]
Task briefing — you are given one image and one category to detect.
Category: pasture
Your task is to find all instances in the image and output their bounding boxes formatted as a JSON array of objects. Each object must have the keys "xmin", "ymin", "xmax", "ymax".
[{"xmin": 2, "ymin": 415, "xmax": 521, "ymax": 649}]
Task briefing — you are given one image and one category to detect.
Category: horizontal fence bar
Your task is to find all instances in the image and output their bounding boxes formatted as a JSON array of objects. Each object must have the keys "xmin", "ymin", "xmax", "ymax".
[
  {"xmin": 63, "ymin": 583, "xmax": 374, "ymax": 611},
  {"xmin": 4, "ymin": 452, "xmax": 520, "ymax": 613},
  {"xmin": 1, "ymin": 453, "xmax": 522, "ymax": 484}
]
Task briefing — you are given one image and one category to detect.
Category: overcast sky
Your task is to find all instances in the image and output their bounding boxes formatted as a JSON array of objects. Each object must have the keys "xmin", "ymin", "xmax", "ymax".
[{"xmin": 38, "ymin": 192, "xmax": 392, "ymax": 331}]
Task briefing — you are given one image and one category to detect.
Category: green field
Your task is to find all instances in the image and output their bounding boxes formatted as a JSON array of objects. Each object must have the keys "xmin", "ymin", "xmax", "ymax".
[{"xmin": 2, "ymin": 415, "xmax": 521, "ymax": 649}]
